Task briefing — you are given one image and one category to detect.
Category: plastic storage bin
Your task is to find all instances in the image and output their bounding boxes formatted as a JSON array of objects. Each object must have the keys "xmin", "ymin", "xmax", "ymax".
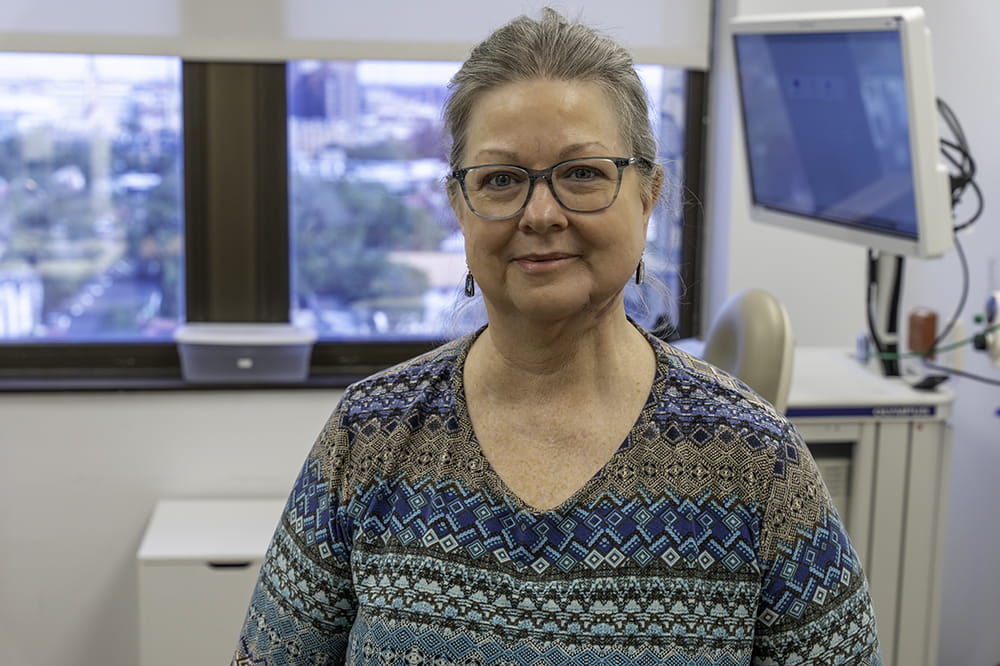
[{"xmin": 174, "ymin": 323, "xmax": 317, "ymax": 383}]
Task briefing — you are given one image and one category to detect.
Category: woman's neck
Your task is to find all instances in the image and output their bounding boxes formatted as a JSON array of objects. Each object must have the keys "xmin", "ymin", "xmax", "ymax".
[{"xmin": 466, "ymin": 308, "xmax": 653, "ymax": 401}]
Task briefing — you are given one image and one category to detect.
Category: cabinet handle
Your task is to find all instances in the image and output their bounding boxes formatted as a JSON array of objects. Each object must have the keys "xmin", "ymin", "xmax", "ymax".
[{"xmin": 207, "ymin": 561, "xmax": 252, "ymax": 569}]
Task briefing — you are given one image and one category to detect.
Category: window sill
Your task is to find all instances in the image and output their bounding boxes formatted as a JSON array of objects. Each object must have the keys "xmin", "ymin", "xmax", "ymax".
[{"xmin": 0, "ymin": 372, "xmax": 361, "ymax": 393}]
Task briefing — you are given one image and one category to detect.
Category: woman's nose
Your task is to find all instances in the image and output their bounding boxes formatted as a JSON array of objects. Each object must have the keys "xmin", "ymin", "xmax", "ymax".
[{"xmin": 518, "ymin": 179, "xmax": 568, "ymax": 232}]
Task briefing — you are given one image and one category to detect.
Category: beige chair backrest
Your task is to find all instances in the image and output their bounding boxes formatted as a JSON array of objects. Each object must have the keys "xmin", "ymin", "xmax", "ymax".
[{"xmin": 702, "ymin": 289, "xmax": 795, "ymax": 413}]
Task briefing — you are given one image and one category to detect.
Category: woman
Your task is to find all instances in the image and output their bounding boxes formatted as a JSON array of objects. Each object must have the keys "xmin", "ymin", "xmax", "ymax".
[{"xmin": 233, "ymin": 9, "xmax": 881, "ymax": 665}]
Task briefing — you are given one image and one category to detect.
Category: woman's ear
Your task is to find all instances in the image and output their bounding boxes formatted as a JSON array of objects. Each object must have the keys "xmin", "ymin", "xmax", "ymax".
[{"xmin": 643, "ymin": 164, "xmax": 665, "ymax": 220}]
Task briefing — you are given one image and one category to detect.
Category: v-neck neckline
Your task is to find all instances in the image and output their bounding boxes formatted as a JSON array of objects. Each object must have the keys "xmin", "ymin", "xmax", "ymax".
[{"xmin": 449, "ymin": 323, "xmax": 667, "ymax": 516}]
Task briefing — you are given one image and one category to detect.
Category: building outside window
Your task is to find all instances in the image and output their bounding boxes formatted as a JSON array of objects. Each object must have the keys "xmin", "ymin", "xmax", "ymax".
[
  {"xmin": 286, "ymin": 60, "xmax": 689, "ymax": 342},
  {"xmin": 0, "ymin": 53, "xmax": 182, "ymax": 342},
  {"xmin": 0, "ymin": 53, "xmax": 701, "ymax": 381}
]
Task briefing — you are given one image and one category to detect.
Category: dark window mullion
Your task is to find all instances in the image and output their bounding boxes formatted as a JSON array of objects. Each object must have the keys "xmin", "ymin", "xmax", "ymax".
[
  {"xmin": 181, "ymin": 61, "xmax": 209, "ymax": 323},
  {"xmin": 253, "ymin": 65, "xmax": 291, "ymax": 323},
  {"xmin": 182, "ymin": 61, "xmax": 290, "ymax": 324},
  {"xmin": 676, "ymin": 70, "xmax": 708, "ymax": 340}
]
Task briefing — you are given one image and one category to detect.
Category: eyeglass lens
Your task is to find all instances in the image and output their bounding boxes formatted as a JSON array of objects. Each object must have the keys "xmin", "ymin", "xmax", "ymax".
[{"xmin": 463, "ymin": 158, "xmax": 623, "ymax": 218}]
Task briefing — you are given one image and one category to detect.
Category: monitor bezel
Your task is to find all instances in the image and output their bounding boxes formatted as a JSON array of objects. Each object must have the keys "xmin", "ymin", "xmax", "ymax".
[{"xmin": 729, "ymin": 7, "xmax": 953, "ymax": 259}]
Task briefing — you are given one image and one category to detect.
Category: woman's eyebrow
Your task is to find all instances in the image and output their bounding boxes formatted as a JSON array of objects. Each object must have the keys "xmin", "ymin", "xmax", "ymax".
[{"xmin": 470, "ymin": 142, "xmax": 611, "ymax": 164}]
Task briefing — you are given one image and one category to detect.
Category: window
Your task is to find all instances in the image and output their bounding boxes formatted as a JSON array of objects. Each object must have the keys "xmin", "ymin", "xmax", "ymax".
[
  {"xmin": 286, "ymin": 60, "xmax": 695, "ymax": 342},
  {"xmin": 1, "ymin": 57, "xmax": 705, "ymax": 385},
  {"xmin": 288, "ymin": 61, "xmax": 461, "ymax": 340},
  {"xmin": 0, "ymin": 53, "xmax": 183, "ymax": 342}
]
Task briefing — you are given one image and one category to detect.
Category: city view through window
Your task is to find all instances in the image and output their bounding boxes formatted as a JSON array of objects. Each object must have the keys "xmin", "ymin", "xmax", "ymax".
[
  {"xmin": 288, "ymin": 60, "xmax": 687, "ymax": 340},
  {"xmin": 0, "ymin": 55, "xmax": 686, "ymax": 344},
  {"xmin": 0, "ymin": 53, "xmax": 182, "ymax": 341}
]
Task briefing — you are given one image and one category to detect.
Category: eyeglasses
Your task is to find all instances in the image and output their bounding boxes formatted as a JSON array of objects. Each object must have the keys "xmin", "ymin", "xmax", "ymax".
[{"xmin": 450, "ymin": 156, "xmax": 651, "ymax": 220}]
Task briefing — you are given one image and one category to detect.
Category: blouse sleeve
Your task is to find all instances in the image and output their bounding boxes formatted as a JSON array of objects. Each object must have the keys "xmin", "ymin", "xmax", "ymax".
[
  {"xmin": 232, "ymin": 400, "xmax": 358, "ymax": 665},
  {"xmin": 753, "ymin": 423, "xmax": 882, "ymax": 665}
]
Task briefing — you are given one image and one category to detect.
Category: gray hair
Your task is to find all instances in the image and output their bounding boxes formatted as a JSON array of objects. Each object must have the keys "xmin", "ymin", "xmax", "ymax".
[{"xmin": 444, "ymin": 8, "xmax": 659, "ymax": 199}]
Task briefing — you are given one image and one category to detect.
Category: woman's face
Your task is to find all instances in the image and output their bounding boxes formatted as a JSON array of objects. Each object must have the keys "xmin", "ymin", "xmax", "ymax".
[{"xmin": 450, "ymin": 78, "xmax": 657, "ymax": 325}]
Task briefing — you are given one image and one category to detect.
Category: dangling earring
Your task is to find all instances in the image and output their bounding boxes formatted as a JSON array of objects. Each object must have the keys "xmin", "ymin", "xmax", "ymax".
[
  {"xmin": 634, "ymin": 258, "xmax": 645, "ymax": 285},
  {"xmin": 464, "ymin": 270, "xmax": 476, "ymax": 298}
]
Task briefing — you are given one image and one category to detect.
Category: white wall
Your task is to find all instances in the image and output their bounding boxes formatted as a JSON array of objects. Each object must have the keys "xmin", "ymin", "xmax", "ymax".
[
  {"xmin": 0, "ymin": 0, "xmax": 711, "ymax": 66},
  {"xmin": 890, "ymin": 2, "xmax": 1000, "ymax": 663},
  {"xmin": 0, "ymin": 390, "xmax": 339, "ymax": 666},
  {"xmin": 707, "ymin": 1, "xmax": 1000, "ymax": 663}
]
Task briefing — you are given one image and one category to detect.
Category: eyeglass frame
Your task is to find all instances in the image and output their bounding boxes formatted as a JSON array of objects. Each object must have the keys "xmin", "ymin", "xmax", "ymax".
[{"xmin": 449, "ymin": 156, "xmax": 653, "ymax": 220}]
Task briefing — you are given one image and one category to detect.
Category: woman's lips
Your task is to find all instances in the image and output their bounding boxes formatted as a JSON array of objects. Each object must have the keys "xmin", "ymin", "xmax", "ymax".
[{"xmin": 513, "ymin": 253, "xmax": 577, "ymax": 272}]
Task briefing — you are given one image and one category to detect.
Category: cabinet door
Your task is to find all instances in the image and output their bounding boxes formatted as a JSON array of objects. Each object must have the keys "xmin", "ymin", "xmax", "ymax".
[{"xmin": 139, "ymin": 560, "xmax": 261, "ymax": 666}]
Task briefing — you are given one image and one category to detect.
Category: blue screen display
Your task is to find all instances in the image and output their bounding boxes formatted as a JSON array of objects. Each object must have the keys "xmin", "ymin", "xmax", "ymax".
[{"xmin": 734, "ymin": 30, "xmax": 918, "ymax": 239}]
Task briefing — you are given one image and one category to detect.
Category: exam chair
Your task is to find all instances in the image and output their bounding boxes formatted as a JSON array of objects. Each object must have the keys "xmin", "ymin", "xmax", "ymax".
[
  {"xmin": 676, "ymin": 289, "xmax": 795, "ymax": 413},
  {"xmin": 703, "ymin": 288, "xmax": 795, "ymax": 412}
]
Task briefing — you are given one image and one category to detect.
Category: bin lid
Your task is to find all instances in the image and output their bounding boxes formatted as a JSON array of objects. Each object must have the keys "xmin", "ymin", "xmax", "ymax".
[{"xmin": 173, "ymin": 323, "xmax": 317, "ymax": 346}]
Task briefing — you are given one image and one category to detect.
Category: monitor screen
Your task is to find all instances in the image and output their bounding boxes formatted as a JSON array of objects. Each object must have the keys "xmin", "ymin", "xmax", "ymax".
[{"xmin": 731, "ymin": 9, "xmax": 952, "ymax": 258}]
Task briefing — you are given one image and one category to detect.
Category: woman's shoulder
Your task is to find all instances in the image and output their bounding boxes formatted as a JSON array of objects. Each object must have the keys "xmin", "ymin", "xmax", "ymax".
[
  {"xmin": 651, "ymin": 334, "xmax": 775, "ymax": 400},
  {"xmin": 337, "ymin": 333, "xmax": 473, "ymax": 419},
  {"xmin": 646, "ymin": 333, "xmax": 793, "ymax": 444}
]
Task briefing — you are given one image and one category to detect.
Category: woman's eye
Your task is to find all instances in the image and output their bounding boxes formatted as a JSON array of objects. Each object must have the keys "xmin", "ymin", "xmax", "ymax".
[
  {"xmin": 561, "ymin": 164, "xmax": 610, "ymax": 181},
  {"xmin": 568, "ymin": 167, "xmax": 598, "ymax": 180},
  {"xmin": 479, "ymin": 171, "xmax": 522, "ymax": 189},
  {"xmin": 487, "ymin": 173, "xmax": 514, "ymax": 188}
]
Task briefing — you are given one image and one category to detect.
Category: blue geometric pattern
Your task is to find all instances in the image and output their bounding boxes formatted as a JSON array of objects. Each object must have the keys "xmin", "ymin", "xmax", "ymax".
[
  {"xmin": 233, "ymin": 328, "xmax": 881, "ymax": 665},
  {"xmin": 344, "ymin": 476, "xmax": 762, "ymax": 576}
]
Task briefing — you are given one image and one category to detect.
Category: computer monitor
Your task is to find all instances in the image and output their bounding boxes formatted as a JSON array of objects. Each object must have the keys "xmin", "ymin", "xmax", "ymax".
[{"xmin": 730, "ymin": 7, "xmax": 953, "ymax": 259}]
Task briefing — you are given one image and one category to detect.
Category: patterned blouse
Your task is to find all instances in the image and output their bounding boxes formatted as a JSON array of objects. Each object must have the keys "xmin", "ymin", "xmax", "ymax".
[{"xmin": 232, "ymin": 327, "xmax": 881, "ymax": 665}]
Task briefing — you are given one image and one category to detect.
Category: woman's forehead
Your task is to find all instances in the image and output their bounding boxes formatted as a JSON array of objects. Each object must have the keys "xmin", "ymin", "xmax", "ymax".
[{"xmin": 462, "ymin": 79, "xmax": 625, "ymax": 163}]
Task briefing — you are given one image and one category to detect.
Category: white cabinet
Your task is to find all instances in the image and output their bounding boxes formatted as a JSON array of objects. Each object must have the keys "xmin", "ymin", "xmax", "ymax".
[
  {"xmin": 137, "ymin": 498, "xmax": 285, "ymax": 666},
  {"xmin": 787, "ymin": 348, "xmax": 953, "ymax": 666}
]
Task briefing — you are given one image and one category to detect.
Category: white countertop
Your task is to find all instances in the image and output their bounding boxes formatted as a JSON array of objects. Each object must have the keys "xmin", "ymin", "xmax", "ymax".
[
  {"xmin": 788, "ymin": 347, "xmax": 952, "ymax": 416},
  {"xmin": 138, "ymin": 498, "xmax": 286, "ymax": 562}
]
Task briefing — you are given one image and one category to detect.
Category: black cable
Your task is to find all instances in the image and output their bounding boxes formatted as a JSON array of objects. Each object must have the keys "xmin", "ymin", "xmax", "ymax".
[
  {"xmin": 940, "ymin": 139, "xmax": 974, "ymax": 196},
  {"xmin": 865, "ymin": 250, "xmax": 885, "ymax": 358},
  {"xmin": 937, "ymin": 97, "xmax": 982, "ymax": 231},
  {"xmin": 861, "ymin": 99, "xmax": 989, "ymax": 383},
  {"xmin": 883, "ymin": 98, "xmax": 994, "ymax": 386},
  {"xmin": 938, "ymin": 98, "xmax": 969, "ymax": 152},
  {"xmin": 952, "ymin": 178, "xmax": 983, "ymax": 232},
  {"xmin": 922, "ymin": 360, "xmax": 1000, "ymax": 386},
  {"xmin": 940, "ymin": 139, "xmax": 970, "ymax": 176},
  {"xmin": 927, "ymin": 233, "xmax": 970, "ymax": 354},
  {"xmin": 865, "ymin": 251, "xmax": 903, "ymax": 376},
  {"xmin": 886, "ymin": 255, "xmax": 904, "ymax": 377},
  {"xmin": 916, "ymin": 218, "xmax": 999, "ymax": 388},
  {"xmin": 877, "ymin": 321, "xmax": 1000, "ymax": 359}
]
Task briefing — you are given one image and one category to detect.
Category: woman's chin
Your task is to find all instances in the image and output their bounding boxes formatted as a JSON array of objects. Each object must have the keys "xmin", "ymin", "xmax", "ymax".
[{"xmin": 492, "ymin": 286, "xmax": 622, "ymax": 324}]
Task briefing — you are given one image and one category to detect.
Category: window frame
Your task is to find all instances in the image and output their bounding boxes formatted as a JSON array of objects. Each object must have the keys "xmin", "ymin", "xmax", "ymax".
[{"xmin": 0, "ymin": 61, "xmax": 706, "ymax": 389}]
